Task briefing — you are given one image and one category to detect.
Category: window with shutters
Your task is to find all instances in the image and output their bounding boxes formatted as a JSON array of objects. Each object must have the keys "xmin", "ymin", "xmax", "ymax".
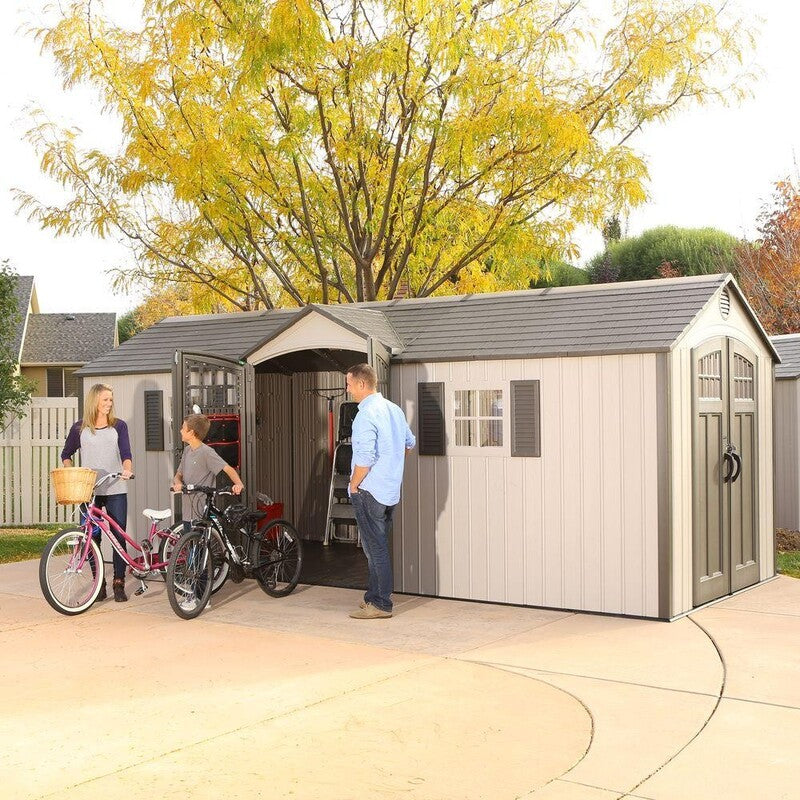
[{"xmin": 453, "ymin": 389, "xmax": 504, "ymax": 448}]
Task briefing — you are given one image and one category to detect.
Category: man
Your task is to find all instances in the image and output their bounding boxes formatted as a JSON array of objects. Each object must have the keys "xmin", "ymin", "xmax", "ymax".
[{"xmin": 346, "ymin": 364, "xmax": 415, "ymax": 619}]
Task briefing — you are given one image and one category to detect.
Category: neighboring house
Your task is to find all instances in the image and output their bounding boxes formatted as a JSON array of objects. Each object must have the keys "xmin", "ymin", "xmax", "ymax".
[
  {"xmin": 12, "ymin": 275, "xmax": 117, "ymax": 397},
  {"xmin": 77, "ymin": 273, "xmax": 778, "ymax": 621}
]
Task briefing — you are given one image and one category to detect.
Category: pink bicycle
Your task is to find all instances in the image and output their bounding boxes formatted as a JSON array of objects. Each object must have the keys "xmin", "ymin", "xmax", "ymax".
[{"xmin": 38, "ymin": 472, "xmax": 202, "ymax": 615}]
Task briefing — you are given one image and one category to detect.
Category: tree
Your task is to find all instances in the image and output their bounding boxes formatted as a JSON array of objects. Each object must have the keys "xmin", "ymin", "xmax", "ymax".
[
  {"xmin": 735, "ymin": 179, "xmax": 800, "ymax": 334},
  {"xmin": 587, "ymin": 225, "xmax": 739, "ymax": 283},
  {"xmin": 20, "ymin": 0, "xmax": 754, "ymax": 306},
  {"xmin": 0, "ymin": 262, "xmax": 34, "ymax": 428}
]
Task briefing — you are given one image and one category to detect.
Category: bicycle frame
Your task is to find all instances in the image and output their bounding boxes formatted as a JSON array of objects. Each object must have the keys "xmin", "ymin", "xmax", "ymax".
[{"xmin": 74, "ymin": 502, "xmax": 173, "ymax": 576}]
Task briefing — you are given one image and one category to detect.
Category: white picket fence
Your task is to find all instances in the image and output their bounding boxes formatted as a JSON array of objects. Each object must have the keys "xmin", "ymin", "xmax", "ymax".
[{"xmin": 0, "ymin": 398, "xmax": 79, "ymax": 525}]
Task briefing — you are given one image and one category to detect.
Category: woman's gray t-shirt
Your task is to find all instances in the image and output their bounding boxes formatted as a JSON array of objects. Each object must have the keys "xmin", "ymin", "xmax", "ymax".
[{"xmin": 61, "ymin": 420, "xmax": 132, "ymax": 496}]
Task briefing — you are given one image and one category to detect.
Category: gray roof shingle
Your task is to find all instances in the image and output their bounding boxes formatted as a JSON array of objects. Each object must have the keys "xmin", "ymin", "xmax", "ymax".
[
  {"xmin": 772, "ymin": 334, "xmax": 800, "ymax": 378},
  {"xmin": 21, "ymin": 313, "xmax": 117, "ymax": 364},
  {"xmin": 78, "ymin": 273, "xmax": 775, "ymax": 375},
  {"xmin": 77, "ymin": 309, "xmax": 296, "ymax": 375},
  {"xmin": 10, "ymin": 275, "xmax": 34, "ymax": 361}
]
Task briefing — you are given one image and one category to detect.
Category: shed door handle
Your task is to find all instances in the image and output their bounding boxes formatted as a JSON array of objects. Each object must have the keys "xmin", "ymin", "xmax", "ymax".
[
  {"xmin": 730, "ymin": 451, "xmax": 742, "ymax": 484},
  {"xmin": 722, "ymin": 451, "xmax": 734, "ymax": 483}
]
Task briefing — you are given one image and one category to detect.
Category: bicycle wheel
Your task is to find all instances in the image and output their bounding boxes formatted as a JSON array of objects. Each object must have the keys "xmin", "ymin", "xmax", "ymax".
[
  {"xmin": 39, "ymin": 527, "xmax": 104, "ymax": 616},
  {"xmin": 253, "ymin": 520, "xmax": 303, "ymax": 597},
  {"xmin": 160, "ymin": 524, "xmax": 229, "ymax": 594},
  {"xmin": 166, "ymin": 529, "xmax": 213, "ymax": 619}
]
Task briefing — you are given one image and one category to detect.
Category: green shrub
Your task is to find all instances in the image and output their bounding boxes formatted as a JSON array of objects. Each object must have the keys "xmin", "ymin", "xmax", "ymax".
[{"xmin": 587, "ymin": 226, "xmax": 740, "ymax": 283}]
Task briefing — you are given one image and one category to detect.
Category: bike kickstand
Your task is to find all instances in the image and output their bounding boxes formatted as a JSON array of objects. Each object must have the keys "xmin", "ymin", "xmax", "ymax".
[{"xmin": 133, "ymin": 580, "xmax": 148, "ymax": 597}]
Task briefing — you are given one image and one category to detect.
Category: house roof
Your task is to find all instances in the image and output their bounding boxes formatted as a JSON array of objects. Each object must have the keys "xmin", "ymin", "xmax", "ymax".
[
  {"xmin": 771, "ymin": 334, "xmax": 800, "ymax": 378},
  {"xmin": 78, "ymin": 273, "xmax": 776, "ymax": 376},
  {"xmin": 21, "ymin": 313, "xmax": 118, "ymax": 365},
  {"xmin": 10, "ymin": 275, "xmax": 34, "ymax": 361}
]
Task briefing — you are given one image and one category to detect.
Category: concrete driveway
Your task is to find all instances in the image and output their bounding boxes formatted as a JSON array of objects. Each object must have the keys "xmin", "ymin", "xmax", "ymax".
[{"xmin": 1, "ymin": 560, "xmax": 798, "ymax": 800}]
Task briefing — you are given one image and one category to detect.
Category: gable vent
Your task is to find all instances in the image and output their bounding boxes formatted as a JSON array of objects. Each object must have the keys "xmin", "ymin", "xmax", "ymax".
[{"xmin": 720, "ymin": 288, "xmax": 731, "ymax": 319}]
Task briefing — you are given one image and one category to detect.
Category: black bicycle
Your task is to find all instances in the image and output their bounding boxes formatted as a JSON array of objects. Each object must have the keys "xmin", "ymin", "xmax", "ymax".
[{"xmin": 165, "ymin": 486, "xmax": 303, "ymax": 620}]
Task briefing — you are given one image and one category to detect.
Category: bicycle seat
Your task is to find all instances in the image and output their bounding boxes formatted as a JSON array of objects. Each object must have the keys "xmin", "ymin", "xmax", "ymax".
[{"xmin": 143, "ymin": 508, "xmax": 172, "ymax": 521}]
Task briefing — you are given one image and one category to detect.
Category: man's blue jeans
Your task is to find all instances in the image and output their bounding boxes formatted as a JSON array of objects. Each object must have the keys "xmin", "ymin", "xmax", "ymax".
[{"xmin": 351, "ymin": 490, "xmax": 395, "ymax": 613}]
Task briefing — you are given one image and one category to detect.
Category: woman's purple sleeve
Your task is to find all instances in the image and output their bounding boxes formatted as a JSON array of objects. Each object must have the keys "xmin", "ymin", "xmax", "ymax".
[
  {"xmin": 61, "ymin": 421, "xmax": 82, "ymax": 461},
  {"xmin": 116, "ymin": 420, "xmax": 133, "ymax": 462}
]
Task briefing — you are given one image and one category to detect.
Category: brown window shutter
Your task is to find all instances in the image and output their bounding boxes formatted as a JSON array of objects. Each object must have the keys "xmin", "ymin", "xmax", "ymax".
[
  {"xmin": 418, "ymin": 382, "xmax": 445, "ymax": 456},
  {"xmin": 511, "ymin": 380, "xmax": 541, "ymax": 457},
  {"xmin": 144, "ymin": 390, "xmax": 164, "ymax": 451}
]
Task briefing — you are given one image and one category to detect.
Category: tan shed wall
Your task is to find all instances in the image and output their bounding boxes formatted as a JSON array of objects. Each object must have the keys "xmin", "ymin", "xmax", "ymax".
[
  {"xmin": 774, "ymin": 378, "xmax": 800, "ymax": 530},
  {"xmin": 21, "ymin": 367, "xmax": 47, "ymax": 396},
  {"xmin": 80, "ymin": 373, "xmax": 174, "ymax": 543},
  {"xmin": 248, "ymin": 313, "xmax": 365, "ymax": 364},
  {"xmin": 669, "ymin": 289, "xmax": 776, "ymax": 616},
  {"xmin": 391, "ymin": 353, "xmax": 662, "ymax": 618}
]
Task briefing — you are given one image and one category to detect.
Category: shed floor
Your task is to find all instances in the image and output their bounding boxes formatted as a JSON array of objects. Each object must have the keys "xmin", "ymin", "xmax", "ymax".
[{"xmin": 299, "ymin": 539, "xmax": 368, "ymax": 589}]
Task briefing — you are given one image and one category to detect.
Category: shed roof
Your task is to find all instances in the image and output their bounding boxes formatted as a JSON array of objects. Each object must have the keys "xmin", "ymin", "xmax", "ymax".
[
  {"xmin": 771, "ymin": 334, "xmax": 800, "ymax": 378},
  {"xmin": 77, "ymin": 308, "xmax": 296, "ymax": 375},
  {"xmin": 21, "ymin": 313, "xmax": 117, "ymax": 365},
  {"xmin": 78, "ymin": 273, "xmax": 774, "ymax": 376},
  {"xmin": 10, "ymin": 275, "xmax": 34, "ymax": 361}
]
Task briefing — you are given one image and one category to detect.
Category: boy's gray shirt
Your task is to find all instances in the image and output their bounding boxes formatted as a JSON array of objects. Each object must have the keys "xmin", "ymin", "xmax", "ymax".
[{"xmin": 179, "ymin": 443, "xmax": 228, "ymax": 518}]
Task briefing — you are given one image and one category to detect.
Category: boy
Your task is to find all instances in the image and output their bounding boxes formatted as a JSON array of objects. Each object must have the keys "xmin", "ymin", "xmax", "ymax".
[{"xmin": 172, "ymin": 413, "xmax": 244, "ymax": 521}]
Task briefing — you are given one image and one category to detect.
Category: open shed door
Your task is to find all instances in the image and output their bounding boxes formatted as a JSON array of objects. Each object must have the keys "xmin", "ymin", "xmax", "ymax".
[
  {"xmin": 172, "ymin": 351, "xmax": 256, "ymax": 500},
  {"xmin": 368, "ymin": 337, "xmax": 392, "ymax": 398}
]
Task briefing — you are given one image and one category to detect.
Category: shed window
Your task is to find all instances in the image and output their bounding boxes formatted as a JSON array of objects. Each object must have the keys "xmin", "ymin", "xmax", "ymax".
[
  {"xmin": 733, "ymin": 354, "xmax": 755, "ymax": 400},
  {"xmin": 453, "ymin": 389, "xmax": 503, "ymax": 447},
  {"xmin": 698, "ymin": 352, "xmax": 722, "ymax": 400}
]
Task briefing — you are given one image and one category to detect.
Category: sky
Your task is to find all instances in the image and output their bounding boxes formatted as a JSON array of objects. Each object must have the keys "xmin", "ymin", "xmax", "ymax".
[{"xmin": 1, "ymin": 1, "xmax": 799, "ymax": 316}]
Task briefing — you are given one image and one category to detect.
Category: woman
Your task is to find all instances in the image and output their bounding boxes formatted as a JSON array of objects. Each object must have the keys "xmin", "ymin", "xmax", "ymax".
[{"xmin": 61, "ymin": 383, "xmax": 133, "ymax": 602}]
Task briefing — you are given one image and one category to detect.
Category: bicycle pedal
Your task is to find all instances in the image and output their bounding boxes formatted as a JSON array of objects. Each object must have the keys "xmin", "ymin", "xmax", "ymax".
[{"xmin": 134, "ymin": 583, "xmax": 148, "ymax": 596}]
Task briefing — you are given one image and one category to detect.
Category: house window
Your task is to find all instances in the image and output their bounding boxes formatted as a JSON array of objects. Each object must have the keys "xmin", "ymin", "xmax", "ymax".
[
  {"xmin": 454, "ymin": 389, "xmax": 503, "ymax": 447},
  {"xmin": 47, "ymin": 368, "xmax": 80, "ymax": 398}
]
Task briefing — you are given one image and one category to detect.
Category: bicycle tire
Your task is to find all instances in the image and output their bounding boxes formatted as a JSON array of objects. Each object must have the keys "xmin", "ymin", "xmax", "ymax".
[
  {"xmin": 160, "ymin": 523, "xmax": 229, "ymax": 595},
  {"xmin": 166, "ymin": 530, "xmax": 213, "ymax": 619},
  {"xmin": 253, "ymin": 519, "xmax": 303, "ymax": 597},
  {"xmin": 39, "ymin": 527, "xmax": 104, "ymax": 616}
]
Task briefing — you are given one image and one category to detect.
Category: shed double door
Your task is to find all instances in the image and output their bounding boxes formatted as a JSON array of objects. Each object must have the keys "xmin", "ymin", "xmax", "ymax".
[{"xmin": 692, "ymin": 337, "xmax": 760, "ymax": 606}]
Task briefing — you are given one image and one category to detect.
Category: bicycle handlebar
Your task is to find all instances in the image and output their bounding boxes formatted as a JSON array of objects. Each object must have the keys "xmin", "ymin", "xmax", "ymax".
[
  {"xmin": 171, "ymin": 485, "xmax": 242, "ymax": 496},
  {"xmin": 94, "ymin": 471, "xmax": 135, "ymax": 488}
]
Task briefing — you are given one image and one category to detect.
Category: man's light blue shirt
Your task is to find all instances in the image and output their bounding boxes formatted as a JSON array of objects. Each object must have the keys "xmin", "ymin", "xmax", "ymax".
[{"xmin": 351, "ymin": 392, "xmax": 415, "ymax": 506}]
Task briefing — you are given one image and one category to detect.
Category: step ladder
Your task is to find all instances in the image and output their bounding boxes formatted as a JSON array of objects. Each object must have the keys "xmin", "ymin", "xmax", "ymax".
[{"xmin": 323, "ymin": 402, "xmax": 360, "ymax": 546}]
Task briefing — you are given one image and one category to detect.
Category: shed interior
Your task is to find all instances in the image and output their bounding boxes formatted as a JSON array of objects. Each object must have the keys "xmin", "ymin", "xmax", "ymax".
[{"xmin": 254, "ymin": 347, "xmax": 370, "ymax": 589}]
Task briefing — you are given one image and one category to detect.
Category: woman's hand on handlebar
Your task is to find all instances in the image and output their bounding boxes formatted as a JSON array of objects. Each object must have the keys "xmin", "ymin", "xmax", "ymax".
[
  {"xmin": 232, "ymin": 481, "xmax": 244, "ymax": 495},
  {"xmin": 171, "ymin": 481, "xmax": 183, "ymax": 494},
  {"xmin": 121, "ymin": 469, "xmax": 134, "ymax": 480}
]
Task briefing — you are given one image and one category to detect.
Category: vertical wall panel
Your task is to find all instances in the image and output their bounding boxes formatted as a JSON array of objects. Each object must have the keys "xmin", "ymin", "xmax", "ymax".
[
  {"xmin": 773, "ymin": 380, "xmax": 798, "ymax": 530},
  {"xmin": 395, "ymin": 352, "xmax": 662, "ymax": 616},
  {"xmin": 580, "ymin": 358, "xmax": 603, "ymax": 611}
]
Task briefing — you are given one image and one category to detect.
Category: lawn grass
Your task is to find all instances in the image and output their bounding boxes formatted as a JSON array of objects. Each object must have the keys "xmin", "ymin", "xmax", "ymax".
[
  {"xmin": 777, "ymin": 551, "xmax": 800, "ymax": 579},
  {"xmin": 0, "ymin": 526, "xmax": 60, "ymax": 564}
]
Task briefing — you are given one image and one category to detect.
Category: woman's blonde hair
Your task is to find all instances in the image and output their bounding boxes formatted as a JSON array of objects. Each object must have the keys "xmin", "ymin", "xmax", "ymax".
[{"xmin": 82, "ymin": 383, "xmax": 116, "ymax": 432}]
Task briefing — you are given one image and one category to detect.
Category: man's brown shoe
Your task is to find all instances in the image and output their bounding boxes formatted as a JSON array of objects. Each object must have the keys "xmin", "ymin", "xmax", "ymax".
[{"xmin": 349, "ymin": 603, "xmax": 392, "ymax": 619}]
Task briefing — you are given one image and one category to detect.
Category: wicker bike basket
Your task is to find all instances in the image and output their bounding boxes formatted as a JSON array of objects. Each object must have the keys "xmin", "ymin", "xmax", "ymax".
[{"xmin": 51, "ymin": 467, "xmax": 98, "ymax": 505}]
